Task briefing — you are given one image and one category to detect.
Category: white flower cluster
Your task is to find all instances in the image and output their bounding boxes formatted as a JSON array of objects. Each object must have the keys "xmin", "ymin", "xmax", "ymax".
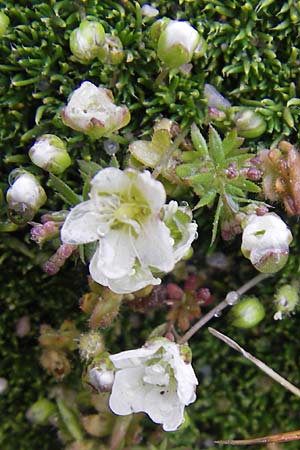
[{"xmin": 61, "ymin": 167, "xmax": 197, "ymax": 294}]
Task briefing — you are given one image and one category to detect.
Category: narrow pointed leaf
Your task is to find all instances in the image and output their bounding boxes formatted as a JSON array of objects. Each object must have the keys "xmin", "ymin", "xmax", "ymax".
[
  {"xmin": 211, "ymin": 197, "xmax": 223, "ymax": 245},
  {"xmin": 189, "ymin": 172, "xmax": 213, "ymax": 186},
  {"xmin": 191, "ymin": 123, "xmax": 208, "ymax": 157},
  {"xmin": 49, "ymin": 174, "xmax": 81, "ymax": 206},
  {"xmin": 194, "ymin": 189, "xmax": 217, "ymax": 209},
  {"xmin": 223, "ymin": 130, "xmax": 244, "ymax": 156},
  {"xmin": 209, "ymin": 126, "xmax": 225, "ymax": 166}
]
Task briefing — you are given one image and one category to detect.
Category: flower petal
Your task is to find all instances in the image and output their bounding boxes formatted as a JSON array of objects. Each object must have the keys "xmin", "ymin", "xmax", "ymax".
[
  {"xmin": 144, "ymin": 384, "xmax": 185, "ymax": 431},
  {"xmin": 135, "ymin": 218, "xmax": 174, "ymax": 272},
  {"xmin": 173, "ymin": 222, "xmax": 198, "ymax": 263},
  {"xmin": 134, "ymin": 171, "xmax": 166, "ymax": 213},
  {"xmin": 106, "ymin": 266, "xmax": 161, "ymax": 294},
  {"xmin": 61, "ymin": 200, "xmax": 101, "ymax": 244},
  {"xmin": 89, "ymin": 229, "xmax": 135, "ymax": 280},
  {"xmin": 109, "ymin": 367, "xmax": 149, "ymax": 415},
  {"xmin": 90, "ymin": 167, "xmax": 131, "ymax": 201},
  {"xmin": 110, "ymin": 342, "xmax": 162, "ymax": 369}
]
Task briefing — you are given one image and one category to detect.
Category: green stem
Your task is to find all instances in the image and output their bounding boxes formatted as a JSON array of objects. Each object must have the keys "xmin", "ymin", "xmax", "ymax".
[{"xmin": 152, "ymin": 127, "xmax": 190, "ymax": 179}]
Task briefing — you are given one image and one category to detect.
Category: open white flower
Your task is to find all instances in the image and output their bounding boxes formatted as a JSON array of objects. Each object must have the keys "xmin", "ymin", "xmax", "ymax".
[
  {"xmin": 61, "ymin": 81, "xmax": 130, "ymax": 139},
  {"xmin": 109, "ymin": 338, "xmax": 198, "ymax": 431},
  {"xmin": 61, "ymin": 168, "xmax": 197, "ymax": 294},
  {"xmin": 241, "ymin": 213, "xmax": 292, "ymax": 273}
]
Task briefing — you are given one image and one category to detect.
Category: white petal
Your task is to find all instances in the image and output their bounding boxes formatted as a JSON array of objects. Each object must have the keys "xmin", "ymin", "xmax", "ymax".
[
  {"xmin": 90, "ymin": 167, "xmax": 132, "ymax": 201},
  {"xmin": 61, "ymin": 201, "xmax": 101, "ymax": 244},
  {"xmin": 89, "ymin": 230, "xmax": 135, "ymax": 280},
  {"xmin": 173, "ymin": 222, "xmax": 198, "ymax": 263},
  {"xmin": 110, "ymin": 344, "xmax": 161, "ymax": 369},
  {"xmin": 109, "ymin": 367, "xmax": 149, "ymax": 415},
  {"xmin": 134, "ymin": 171, "xmax": 166, "ymax": 213},
  {"xmin": 106, "ymin": 266, "xmax": 161, "ymax": 294},
  {"xmin": 144, "ymin": 384, "xmax": 185, "ymax": 431},
  {"xmin": 135, "ymin": 218, "xmax": 174, "ymax": 272}
]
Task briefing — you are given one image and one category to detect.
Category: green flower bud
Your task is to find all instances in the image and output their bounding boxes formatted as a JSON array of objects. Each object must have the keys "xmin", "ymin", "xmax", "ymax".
[
  {"xmin": 235, "ymin": 109, "xmax": 266, "ymax": 138},
  {"xmin": 29, "ymin": 134, "xmax": 71, "ymax": 174},
  {"xmin": 26, "ymin": 398, "xmax": 57, "ymax": 425},
  {"xmin": 6, "ymin": 171, "xmax": 47, "ymax": 223},
  {"xmin": 100, "ymin": 34, "xmax": 124, "ymax": 65},
  {"xmin": 157, "ymin": 20, "xmax": 200, "ymax": 68},
  {"xmin": 0, "ymin": 11, "xmax": 9, "ymax": 37},
  {"xmin": 274, "ymin": 284, "xmax": 299, "ymax": 320},
  {"xmin": 231, "ymin": 296, "xmax": 265, "ymax": 328},
  {"xmin": 70, "ymin": 20, "xmax": 105, "ymax": 63}
]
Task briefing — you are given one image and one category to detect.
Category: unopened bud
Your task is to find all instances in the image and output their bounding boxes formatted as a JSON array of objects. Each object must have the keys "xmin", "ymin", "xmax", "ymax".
[
  {"xmin": 230, "ymin": 296, "xmax": 265, "ymax": 328},
  {"xmin": 0, "ymin": 11, "xmax": 9, "ymax": 37},
  {"xmin": 235, "ymin": 110, "xmax": 266, "ymax": 138},
  {"xmin": 30, "ymin": 220, "xmax": 60, "ymax": 246},
  {"xmin": 29, "ymin": 134, "xmax": 71, "ymax": 174},
  {"xmin": 241, "ymin": 213, "xmax": 292, "ymax": 273},
  {"xmin": 81, "ymin": 413, "xmax": 114, "ymax": 437},
  {"xmin": 88, "ymin": 362, "xmax": 115, "ymax": 392},
  {"xmin": 40, "ymin": 349, "xmax": 71, "ymax": 380},
  {"xmin": 61, "ymin": 81, "xmax": 130, "ymax": 139},
  {"xmin": 26, "ymin": 398, "xmax": 56, "ymax": 424},
  {"xmin": 79, "ymin": 331, "xmax": 105, "ymax": 361},
  {"xmin": 274, "ymin": 284, "xmax": 298, "ymax": 320},
  {"xmin": 42, "ymin": 244, "xmax": 76, "ymax": 275},
  {"xmin": 89, "ymin": 295, "xmax": 122, "ymax": 329},
  {"xmin": 157, "ymin": 20, "xmax": 200, "ymax": 68},
  {"xmin": 6, "ymin": 171, "xmax": 47, "ymax": 223},
  {"xmin": 100, "ymin": 34, "xmax": 124, "ymax": 65},
  {"xmin": 204, "ymin": 84, "xmax": 231, "ymax": 110},
  {"xmin": 70, "ymin": 20, "xmax": 105, "ymax": 63}
]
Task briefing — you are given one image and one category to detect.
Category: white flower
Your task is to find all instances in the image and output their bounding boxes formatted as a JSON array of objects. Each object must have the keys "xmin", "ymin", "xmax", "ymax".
[
  {"xmin": 6, "ymin": 171, "xmax": 47, "ymax": 212},
  {"xmin": 162, "ymin": 200, "xmax": 198, "ymax": 262},
  {"xmin": 61, "ymin": 81, "xmax": 130, "ymax": 139},
  {"xmin": 29, "ymin": 134, "xmax": 71, "ymax": 174},
  {"xmin": 157, "ymin": 20, "xmax": 200, "ymax": 68},
  {"xmin": 61, "ymin": 168, "xmax": 197, "ymax": 294},
  {"xmin": 241, "ymin": 213, "xmax": 292, "ymax": 273},
  {"xmin": 109, "ymin": 338, "xmax": 198, "ymax": 431}
]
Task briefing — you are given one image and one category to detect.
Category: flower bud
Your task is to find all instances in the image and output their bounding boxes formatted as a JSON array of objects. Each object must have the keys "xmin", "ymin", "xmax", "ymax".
[
  {"xmin": 79, "ymin": 331, "xmax": 105, "ymax": 361},
  {"xmin": 0, "ymin": 11, "xmax": 9, "ymax": 37},
  {"xmin": 88, "ymin": 362, "xmax": 115, "ymax": 392},
  {"xmin": 100, "ymin": 34, "xmax": 124, "ymax": 65},
  {"xmin": 230, "ymin": 296, "xmax": 265, "ymax": 328},
  {"xmin": 204, "ymin": 84, "xmax": 231, "ymax": 110},
  {"xmin": 157, "ymin": 20, "xmax": 200, "ymax": 68},
  {"xmin": 274, "ymin": 284, "xmax": 298, "ymax": 320},
  {"xmin": 89, "ymin": 295, "xmax": 122, "ymax": 329},
  {"xmin": 29, "ymin": 134, "xmax": 71, "ymax": 174},
  {"xmin": 26, "ymin": 398, "xmax": 57, "ymax": 424},
  {"xmin": 6, "ymin": 171, "xmax": 46, "ymax": 223},
  {"xmin": 61, "ymin": 81, "xmax": 130, "ymax": 139},
  {"xmin": 81, "ymin": 413, "xmax": 114, "ymax": 437},
  {"xmin": 235, "ymin": 109, "xmax": 266, "ymax": 138},
  {"xmin": 241, "ymin": 213, "xmax": 292, "ymax": 273},
  {"xmin": 70, "ymin": 20, "xmax": 105, "ymax": 63}
]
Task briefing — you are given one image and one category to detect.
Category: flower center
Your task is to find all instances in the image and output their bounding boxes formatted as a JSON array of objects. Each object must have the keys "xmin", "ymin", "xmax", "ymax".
[{"xmin": 143, "ymin": 363, "xmax": 170, "ymax": 386}]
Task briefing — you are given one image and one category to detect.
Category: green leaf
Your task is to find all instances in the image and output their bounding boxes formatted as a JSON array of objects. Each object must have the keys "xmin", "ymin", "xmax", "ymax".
[
  {"xmin": 194, "ymin": 189, "xmax": 217, "ymax": 209},
  {"xmin": 49, "ymin": 174, "xmax": 81, "ymax": 206},
  {"xmin": 191, "ymin": 123, "xmax": 208, "ymax": 157},
  {"xmin": 189, "ymin": 172, "xmax": 214, "ymax": 186},
  {"xmin": 230, "ymin": 178, "xmax": 261, "ymax": 193},
  {"xmin": 211, "ymin": 196, "xmax": 223, "ymax": 245},
  {"xmin": 287, "ymin": 98, "xmax": 300, "ymax": 107},
  {"xmin": 77, "ymin": 160, "xmax": 102, "ymax": 177},
  {"xmin": 208, "ymin": 126, "xmax": 224, "ymax": 166},
  {"xmin": 176, "ymin": 163, "xmax": 197, "ymax": 178},
  {"xmin": 223, "ymin": 130, "xmax": 244, "ymax": 156}
]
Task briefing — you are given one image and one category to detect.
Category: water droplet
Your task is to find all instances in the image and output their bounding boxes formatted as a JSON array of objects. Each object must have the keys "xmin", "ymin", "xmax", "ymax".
[
  {"xmin": 103, "ymin": 139, "xmax": 119, "ymax": 155},
  {"xmin": 226, "ymin": 291, "xmax": 239, "ymax": 305},
  {"xmin": 214, "ymin": 311, "xmax": 222, "ymax": 318}
]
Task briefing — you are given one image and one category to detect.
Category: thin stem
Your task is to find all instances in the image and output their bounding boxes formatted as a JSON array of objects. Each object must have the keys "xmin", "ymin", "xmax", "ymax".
[
  {"xmin": 209, "ymin": 327, "xmax": 300, "ymax": 399},
  {"xmin": 152, "ymin": 127, "xmax": 190, "ymax": 179},
  {"xmin": 178, "ymin": 272, "xmax": 270, "ymax": 344},
  {"xmin": 154, "ymin": 67, "xmax": 170, "ymax": 86}
]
